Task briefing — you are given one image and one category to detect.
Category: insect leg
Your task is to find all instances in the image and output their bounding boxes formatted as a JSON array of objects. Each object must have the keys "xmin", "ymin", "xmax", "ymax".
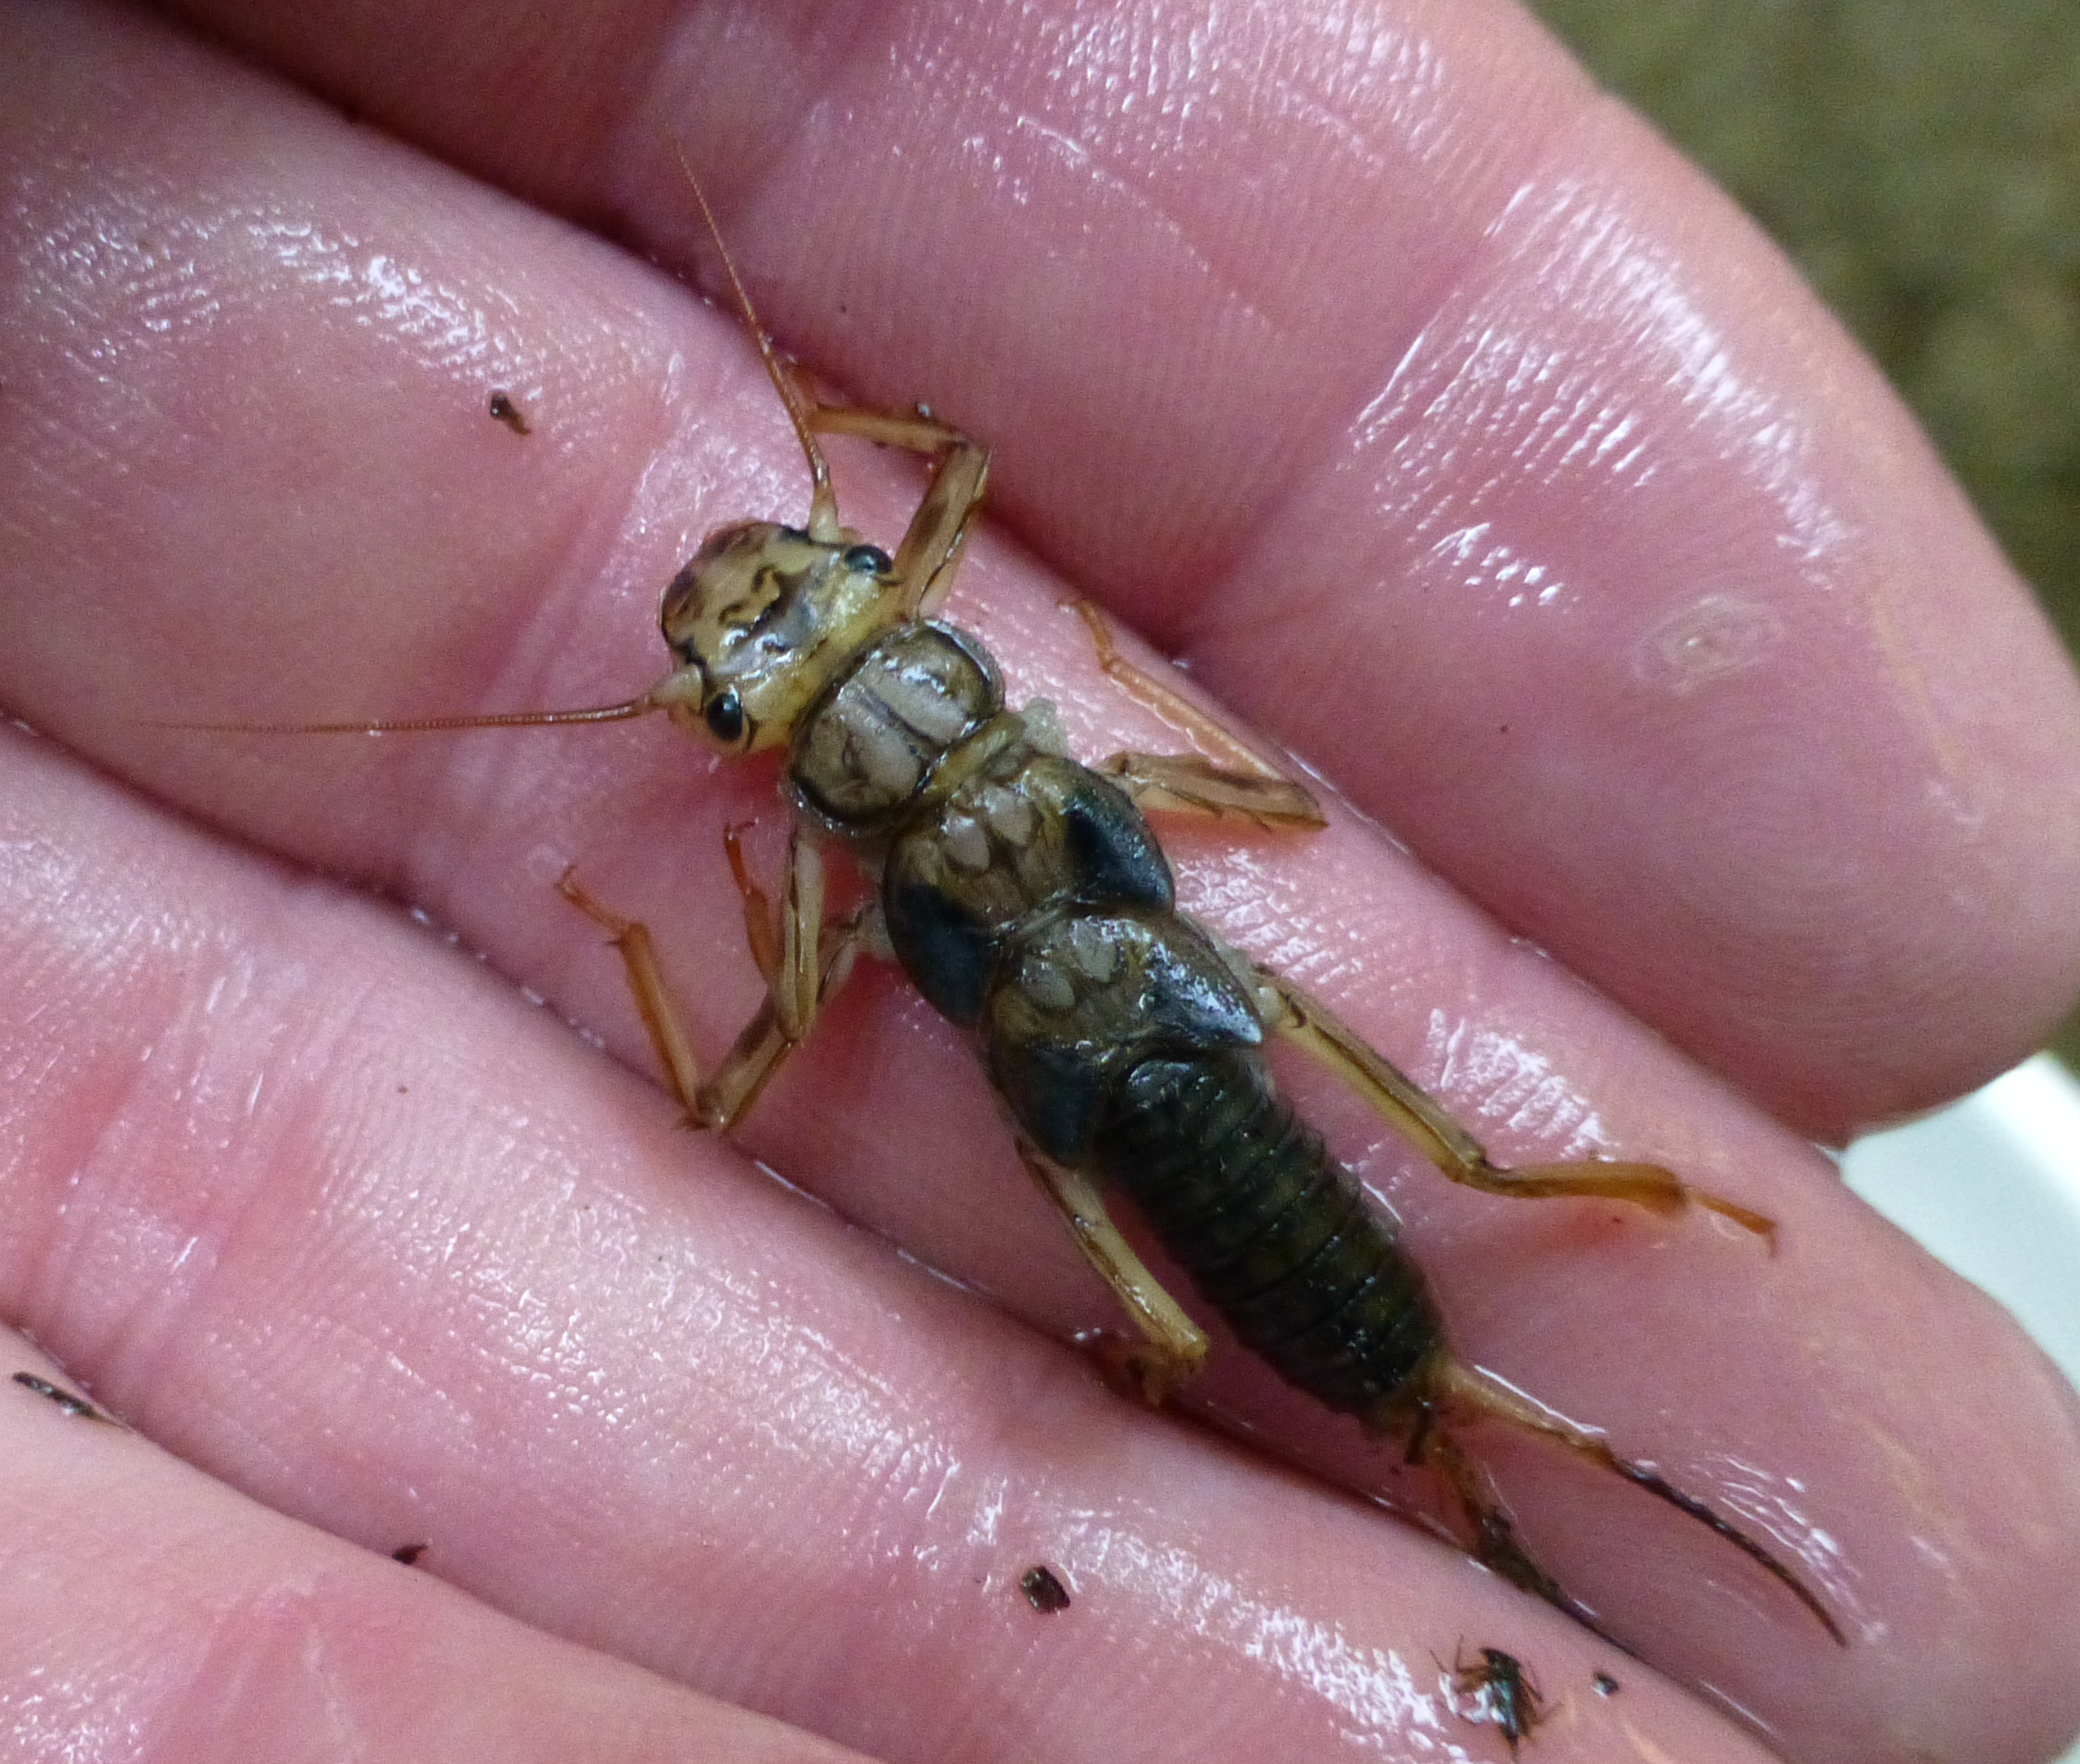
[
  {"xmin": 676, "ymin": 149, "xmax": 988, "ymax": 578},
  {"xmin": 1016, "ymin": 1141, "xmax": 1210, "ymax": 1405},
  {"xmin": 807, "ymin": 403, "xmax": 991, "ymax": 620},
  {"xmin": 1067, "ymin": 600, "xmax": 1326, "ymax": 829},
  {"xmin": 558, "ymin": 827, "xmax": 861, "ymax": 1133},
  {"xmin": 1100, "ymin": 749, "xmax": 1329, "ymax": 829},
  {"xmin": 1255, "ymin": 968, "xmax": 1777, "ymax": 1241}
]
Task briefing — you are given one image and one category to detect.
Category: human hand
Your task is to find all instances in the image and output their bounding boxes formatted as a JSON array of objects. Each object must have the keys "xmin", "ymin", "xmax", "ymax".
[{"xmin": 3, "ymin": 2, "xmax": 2079, "ymax": 1762}]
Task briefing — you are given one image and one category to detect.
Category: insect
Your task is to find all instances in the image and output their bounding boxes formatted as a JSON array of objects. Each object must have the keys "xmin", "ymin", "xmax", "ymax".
[
  {"xmin": 1019, "ymin": 1564, "xmax": 1073, "ymax": 1613},
  {"xmin": 232, "ymin": 166, "xmax": 1842, "ymax": 1648},
  {"xmin": 1442, "ymin": 1644, "xmax": 1545, "ymax": 1761}
]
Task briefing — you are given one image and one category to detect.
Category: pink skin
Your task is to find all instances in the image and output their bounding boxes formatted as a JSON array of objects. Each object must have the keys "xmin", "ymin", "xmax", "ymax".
[
  {"xmin": 163, "ymin": 0, "xmax": 2080, "ymax": 1142},
  {"xmin": 0, "ymin": 1334, "xmax": 870, "ymax": 1764},
  {"xmin": 2, "ymin": 3, "xmax": 2079, "ymax": 1763}
]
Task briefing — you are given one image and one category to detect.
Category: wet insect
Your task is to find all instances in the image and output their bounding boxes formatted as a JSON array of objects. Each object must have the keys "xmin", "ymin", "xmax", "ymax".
[
  {"xmin": 1019, "ymin": 1564, "xmax": 1073, "ymax": 1613},
  {"xmin": 229, "ymin": 165, "xmax": 1843, "ymax": 1648},
  {"xmin": 1442, "ymin": 1644, "xmax": 1544, "ymax": 1761}
]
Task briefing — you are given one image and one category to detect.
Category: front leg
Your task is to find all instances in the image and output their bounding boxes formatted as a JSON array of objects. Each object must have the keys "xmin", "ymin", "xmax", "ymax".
[
  {"xmin": 808, "ymin": 401, "xmax": 991, "ymax": 620},
  {"xmin": 558, "ymin": 824, "xmax": 860, "ymax": 1134}
]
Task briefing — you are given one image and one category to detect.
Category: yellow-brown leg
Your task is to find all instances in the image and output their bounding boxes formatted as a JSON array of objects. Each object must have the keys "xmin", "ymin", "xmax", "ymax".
[
  {"xmin": 672, "ymin": 163, "xmax": 989, "ymax": 588},
  {"xmin": 1255, "ymin": 966, "xmax": 1778, "ymax": 1242},
  {"xmin": 808, "ymin": 403, "xmax": 991, "ymax": 620},
  {"xmin": 558, "ymin": 827, "xmax": 860, "ymax": 1134},
  {"xmin": 1016, "ymin": 1141, "xmax": 1210, "ymax": 1405},
  {"xmin": 1066, "ymin": 600, "xmax": 1325, "ymax": 829}
]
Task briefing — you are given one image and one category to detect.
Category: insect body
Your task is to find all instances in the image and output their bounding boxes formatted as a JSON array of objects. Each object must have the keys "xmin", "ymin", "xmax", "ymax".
[
  {"xmin": 273, "ymin": 174, "xmax": 1842, "ymax": 1647},
  {"xmin": 1443, "ymin": 1644, "xmax": 1545, "ymax": 1760},
  {"xmin": 487, "ymin": 390, "xmax": 531, "ymax": 435},
  {"xmin": 628, "ymin": 483, "xmax": 1835, "ymax": 1636}
]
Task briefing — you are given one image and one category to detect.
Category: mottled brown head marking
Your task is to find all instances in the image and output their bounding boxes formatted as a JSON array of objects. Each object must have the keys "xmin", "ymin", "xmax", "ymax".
[{"xmin": 654, "ymin": 518, "xmax": 899, "ymax": 755}]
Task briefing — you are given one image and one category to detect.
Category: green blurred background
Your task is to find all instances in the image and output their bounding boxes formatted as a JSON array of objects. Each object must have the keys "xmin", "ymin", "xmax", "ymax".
[{"xmin": 1525, "ymin": 0, "xmax": 2080, "ymax": 1073}]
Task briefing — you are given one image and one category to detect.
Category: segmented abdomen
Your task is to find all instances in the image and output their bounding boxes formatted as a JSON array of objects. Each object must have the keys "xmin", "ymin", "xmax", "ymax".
[{"xmin": 1094, "ymin": 1047, "xmax": 1443, "ymax": 1418}]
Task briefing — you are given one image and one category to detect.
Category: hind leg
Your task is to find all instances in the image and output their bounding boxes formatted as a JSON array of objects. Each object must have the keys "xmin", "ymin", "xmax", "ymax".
[{"xmin": 1254, "ymin": 965, "xmax": 1778, "ymax": 1241}]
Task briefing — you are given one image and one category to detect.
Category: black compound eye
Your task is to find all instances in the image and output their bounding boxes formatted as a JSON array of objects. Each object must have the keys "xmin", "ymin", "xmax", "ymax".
[
  {"xmin": 704, "ymin": 688, "xmax": 747, "ymax": 745},
  {"xmin": 843, "ymin": 544, "xmax": 893, "ymax": 576}
]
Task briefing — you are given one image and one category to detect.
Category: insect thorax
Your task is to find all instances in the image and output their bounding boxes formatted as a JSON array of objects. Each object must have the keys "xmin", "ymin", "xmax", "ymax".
[
  {"xmin": 787, "ymin": 622, "xmax": 1004, "ymax": 831},
  {"xmin": 875, "ymin": 722, "xmax": 1174, "ymax": 1017}
]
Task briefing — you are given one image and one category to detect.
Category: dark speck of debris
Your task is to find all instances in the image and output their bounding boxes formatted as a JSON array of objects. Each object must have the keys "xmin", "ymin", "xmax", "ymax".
[
  {"xmin": 487, "ymin": 390, "xmax": 531, "ymax": 435},
  {"xmin": 393, "ymin": 1542, "xmax": 429, "ymax": 1565},
  {"xmin": 1019, "ymin": 1564, "xmax": 1071, "ymax": 1612},
  {"xmin": 13, "ymin": 1371, "xmax": 114, "ymax": 1422},
  {"xmin": 1593, "ymin": 1670, "xmax": 1620, "ymax": 1696}
]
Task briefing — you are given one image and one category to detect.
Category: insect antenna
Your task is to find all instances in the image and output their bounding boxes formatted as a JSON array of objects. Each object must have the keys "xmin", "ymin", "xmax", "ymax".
[
  {"xmin": 158, "ymin": 696, "xmax": 667, "ymax": 737},
  {"xmin": 669, "ymin": 140, "xmax": 841, "ymax": 545}
]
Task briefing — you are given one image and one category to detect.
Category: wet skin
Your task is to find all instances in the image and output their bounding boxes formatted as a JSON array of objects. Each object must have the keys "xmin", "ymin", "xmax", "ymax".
[{"xmin": 2, "ymin": 2, "xmax": 2080, "ymax": 1763}]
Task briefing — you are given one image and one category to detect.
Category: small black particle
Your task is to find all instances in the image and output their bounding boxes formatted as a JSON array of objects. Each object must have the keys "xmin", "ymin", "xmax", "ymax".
[
  {"xmin": 487, "ymin": 390, "xmax": 532, "ymax": 435},
  {"xmin": 392, "ymin": 1542, "xmax": 429, "ymax": 1565},
  {"xmin": 1019, "ymin": 1564, "xmax": 1071, "ymax": 1613},
  {"xmin": 13, "ymin": 1371, "xmax": 112, "ymax": 1422},
  {"xmin": 1593, "ymin": 1670, "xmax": 1619, "ymax": 1696}
]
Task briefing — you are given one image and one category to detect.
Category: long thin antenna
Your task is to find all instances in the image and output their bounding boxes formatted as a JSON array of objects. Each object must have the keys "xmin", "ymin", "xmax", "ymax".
[
  {"xmin": 164, "ymin": 697, "xmax": 658, "ymax": 736},
  {"xmin": 670, "ymin": 140, "xmax": 839, "ymax": 542}
]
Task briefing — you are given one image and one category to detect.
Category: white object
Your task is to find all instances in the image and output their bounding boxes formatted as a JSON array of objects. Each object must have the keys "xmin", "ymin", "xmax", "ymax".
[
  {"xmin": 1840, "ymin": 1052, "xmax": 2080, "ymax": 1764},
  {"xmin": 1842, "ymin": 1052, "xmax": 2080, "ymax": 1394}
]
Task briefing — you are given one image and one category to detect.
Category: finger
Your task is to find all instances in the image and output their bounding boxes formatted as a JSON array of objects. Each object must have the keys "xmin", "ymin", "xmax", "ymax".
[
  {"xmin": 0, "ymin": 744, "xmax": 1793, "ymax": 1764},
  {"xmin": 151, "ymin": 0, "xmax": 2080, "ymax": 1137},
  {"xmin": 5, "ymin": 9, "xmax": 2078, "ymax": 1764},
  {"xmin": 0, "ymin": 1338, "xmax": 885, "ymax": 1764}
]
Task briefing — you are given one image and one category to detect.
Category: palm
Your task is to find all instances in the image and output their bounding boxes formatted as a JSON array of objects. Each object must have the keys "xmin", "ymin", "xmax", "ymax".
[{"xmin": 2, "ymin": 4, "xmax": 2078, "ymax": 1763}]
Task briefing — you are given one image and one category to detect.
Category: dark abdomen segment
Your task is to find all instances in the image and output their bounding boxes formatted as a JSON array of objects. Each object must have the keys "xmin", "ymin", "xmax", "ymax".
[{"xmin": 1094, "ymin": 1047, "xmax": 1443, "ymax": 1419}]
